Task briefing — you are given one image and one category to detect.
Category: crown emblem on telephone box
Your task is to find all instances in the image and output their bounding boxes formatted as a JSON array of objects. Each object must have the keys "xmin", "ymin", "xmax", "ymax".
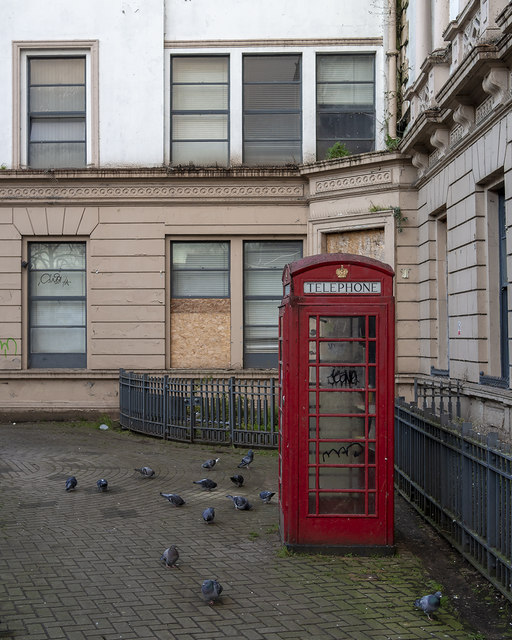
[{"xmin": 336, "ymin": 265, "xmax": 348, "ymax": 279}]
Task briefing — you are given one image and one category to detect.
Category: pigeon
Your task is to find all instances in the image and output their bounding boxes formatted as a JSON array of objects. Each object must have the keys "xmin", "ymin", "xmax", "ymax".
[
  {"xmin": 226, "ymin": 494, "xmax": 252, "ymax": 510},
  {"xmin": 160, "ymin": 492, "xmax": 185, "ymax": 507},
  {"xmin": 230, "ymin": 474, "xmax": 244, "ymax": 488},
  {"xmin": 201, "ymin": 579, "xmax": 223, "ymax": 606},
  {"xmin": 414, "ymin": 591, "xmax": 442, "ymax": 620},
  {"xmin": 160, "ymin": 545, "xmax": 179, "ymax": 569},
  {"xmin": 134, "ymin": 466, "xmax": 155, "ymax": 478},
  {"xmin": 193, "ymin": 478, "xmax": 217, "ymax": 491},
  {"xmin": 202, "ymin": 507, "xmax": 215, "ymax": 524},
  {"xmin": 65, "ymin": 476, "xmax": 77, "ymax": 491},
  {"xmin": 96, "ymin": 478, "xmax": 108, "ymax": 492},
  {"xmin": 202, "ymin": 458, "xmax": 220, "ymax": 470},
  {"xmin": 259, "ymin": 490, "xmax": 275, "ymax": 503},
  {"xmin": 238, "ymin": 449, "xmax": 254, "ymax": 469}
]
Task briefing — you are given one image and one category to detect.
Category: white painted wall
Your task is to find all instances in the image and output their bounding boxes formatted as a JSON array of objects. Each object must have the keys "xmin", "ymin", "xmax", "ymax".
[
  {"xmin": 1, "ymin": 0, "xmax": 164, "ymax": 168},
  {"xmin": 1, "ymin": 0, "xmax": 388, "ymax": 168},
  {"xmin": 165, "ymin": 0, "xmax": 387, "ymax": 40}
]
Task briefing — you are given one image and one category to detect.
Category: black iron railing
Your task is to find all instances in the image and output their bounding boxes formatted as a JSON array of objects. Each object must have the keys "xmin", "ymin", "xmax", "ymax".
[
  {"xmin": 395, "ymin": 396, "xmax": 512, "ymax": 602},
  {"xmin": 119, "ymin": 369, "xmax": 278, "ymax": 448}
]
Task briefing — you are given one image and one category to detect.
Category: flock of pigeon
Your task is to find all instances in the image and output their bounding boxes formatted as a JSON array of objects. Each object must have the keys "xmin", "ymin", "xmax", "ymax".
[
  {"xmin": 65, "ymin": 448, "xmax": 443, "ymax": 617},
  {"xmin": 65, "ymin": 447, "xmax": 276, "ymax": 607}
]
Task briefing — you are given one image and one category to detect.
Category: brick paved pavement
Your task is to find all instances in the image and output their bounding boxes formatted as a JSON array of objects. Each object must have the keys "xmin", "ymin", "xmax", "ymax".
[{"xmin": 0, "ymin": 421, "xmax": 508, "ymax": 639}]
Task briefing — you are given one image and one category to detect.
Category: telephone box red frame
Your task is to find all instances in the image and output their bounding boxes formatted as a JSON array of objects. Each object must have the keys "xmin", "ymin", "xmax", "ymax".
[{"xmin": 278, "ymin": 254, "xmax": 395, "ymax": 554}]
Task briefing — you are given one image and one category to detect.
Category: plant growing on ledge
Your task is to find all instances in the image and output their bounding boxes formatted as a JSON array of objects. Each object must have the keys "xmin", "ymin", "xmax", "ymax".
[
  {"xmin": 369, "ymin": 203, "xmax": 408, "ymax": 233},
  {"xmin": 325, "ymin": 142, "xmax": 351, "ymax": 159}
]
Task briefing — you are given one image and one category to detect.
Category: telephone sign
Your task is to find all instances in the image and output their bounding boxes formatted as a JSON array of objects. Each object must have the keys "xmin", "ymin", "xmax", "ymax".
[{"xmin": 278, "ymin": 254, "xmax": 395, "ymax": 554}]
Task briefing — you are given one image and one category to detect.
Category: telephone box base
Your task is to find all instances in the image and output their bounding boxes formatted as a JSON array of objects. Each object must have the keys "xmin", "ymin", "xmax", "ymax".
[{"xmin": 283, "ymin": 542, "xmax": 396, "ymax": 557}]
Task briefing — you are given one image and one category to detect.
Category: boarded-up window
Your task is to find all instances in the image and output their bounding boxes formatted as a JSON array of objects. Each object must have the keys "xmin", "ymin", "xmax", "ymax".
[{"xmin": 326, "ymin": 229, "xmax": 384, "ymax": 262}]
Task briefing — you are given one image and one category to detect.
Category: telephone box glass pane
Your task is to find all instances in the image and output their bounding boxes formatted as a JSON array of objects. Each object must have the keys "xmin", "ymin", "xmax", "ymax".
[
  {"xmin": 309, "ymin": 316, "xmax": 317, "ymax": 337},
  {"xmin": 309, "ymin": 417, "xmax": 316, "ymax": 437},
  {"xmin": 318, "ymin": 391, "xmax": 365, "ymax": 413},
  {"xmin": 368, "ymin": 493, "xmax": 376, "ymax": 514},
  {"xmin": 319, "ymin": 341, "xmax": 366, "ymax": 363},
  {"xmin": 319, "ymin": 441, "xmax": 365, "ymax": 463},
  {"xmin": 309, "ymin": 367, "xmax": 317, "ymax": 387},
  {"xmin": 319, "ymin": 316, "xmax": 365, "ymax": 338},
  {"xmin": 309, "ymin": 341, "xmax": 317, "ymax": 361},
  {"xmin": 318, "ymin": 467, "xmax": 365, "ymax": 490},
  {"xmin": 318, "ymin": 366, "xmax": 364, "ymax": 388},
  {"xmin": 318, "ymin": 492, "xmax": 365, "ymax": 514},
  {"xmin": 318, "ymin": 416, "xmax": 366, "ymax": 439}
]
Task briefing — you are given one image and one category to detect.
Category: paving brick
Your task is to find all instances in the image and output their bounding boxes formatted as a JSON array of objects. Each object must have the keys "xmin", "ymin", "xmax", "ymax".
[{"xmin": 0, "ymin": 421, "xmax": 502, "ymax": 640}]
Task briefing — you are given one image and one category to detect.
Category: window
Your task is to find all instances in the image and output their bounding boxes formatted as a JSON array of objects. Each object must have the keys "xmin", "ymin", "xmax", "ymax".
[
  {"xmin": 243, "ymin": 54, "xmax": 302, "ymax": 164},
  {"xmin": 171, "ymin": 56, "xmax": 229, "ymax": 165},
  {"xmin": 316, "ymin": 54, "xmax": 375, "ymax": 159},
  {"xmin": 244, "ymin": 240, "xmax": 303, "ymax": 367},
  {"xmin": 28, "ymin": 242, "xmax": 86, "ymax": 368},
  {"xmin": 171, "ymin": 242, "xmax": 230, "ymax": 297},
  {"xmin": 481, "ymin": 188, "xmax": 509, "ymax": 387},
  {"xmin": 27, "ymin": 56, "xmax": 86, "ymax": 168},
  {"xmin": 433, "ymin": 215, "xmax": 449, "ymax": 375}
]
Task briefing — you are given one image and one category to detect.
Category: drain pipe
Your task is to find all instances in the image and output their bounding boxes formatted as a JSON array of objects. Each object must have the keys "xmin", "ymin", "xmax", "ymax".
[{"xmin": 386, "ymin": 0, "xmax": 398, "ymax": 139}]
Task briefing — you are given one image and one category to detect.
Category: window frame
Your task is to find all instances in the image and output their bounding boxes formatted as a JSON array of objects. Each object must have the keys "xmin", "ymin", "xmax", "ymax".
[
  {"xmin": 13, "ymin": 41, "xmax": 99, "ymax": 169},
  {"xmin": 170, "ymin": 54, "xmax": 230, "ymax": 166},
  {"xmin": 171, "ymin": 240, "xmax": 231, "ymax": 299},
  {"xmin": 243, "ymin": 239, "xmax": 303, "ymax": 368},
  {"xmin": 242, "ymin": 53, "xmax": 303, "ymax": 165},
  {"xmin": 316, "ymin": 53, "xmax": 376, "ymax": 158},
  {"xmin": 27, "ymin": 241, "xmax": 87, "ymax": 369}
]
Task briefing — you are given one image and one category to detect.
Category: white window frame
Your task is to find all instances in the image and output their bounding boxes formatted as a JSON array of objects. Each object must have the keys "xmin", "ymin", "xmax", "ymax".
[{"xmin": 13, "ymin": 41, "xmax": 99, "ymax": 169}]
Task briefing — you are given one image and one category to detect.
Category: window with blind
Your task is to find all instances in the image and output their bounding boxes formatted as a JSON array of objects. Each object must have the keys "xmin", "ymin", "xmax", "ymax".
[
  {"xmin": 316, "ymin": 54, "xmax": 375, "ymax": 159},
  {"xmin": 171, "ymin": 242, "xmax": 230, "ymax": 298},
  {"xmin": 171, "ymin": 56, "xmax": 229, "ymax": 166},
  {"xmin": 243, "ymin": 55, "xmax": 302, "ymax": 165},
  {"xmin": 28, "ymin": 242, "xmax": 87, "ymax": 368},
  {"xmin": 244, "ymin": 241, "xmax": 303, "ymax": 367},
  {"xmin": 28, "ymin": 57, "xmax": 86, "ymax": 168}
]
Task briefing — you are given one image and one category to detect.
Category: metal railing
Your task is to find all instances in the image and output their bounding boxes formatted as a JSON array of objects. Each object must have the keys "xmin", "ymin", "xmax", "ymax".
[
  {"xmin": 395, "ymin": 396, "xmax": 512, "ymax": 602},
  {"xmin": 119, "ymin": 369, "xmax": 278, "ymax": 448},
  {"xmin": 414, "ymin": 376, "xmax": 463, "ymax": 421}
]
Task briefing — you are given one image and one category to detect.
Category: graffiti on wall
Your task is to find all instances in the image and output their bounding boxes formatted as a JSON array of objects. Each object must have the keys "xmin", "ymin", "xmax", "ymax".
[{"xmin": 0, "ymin": 338, "xmax": 18, "ymax": 357}]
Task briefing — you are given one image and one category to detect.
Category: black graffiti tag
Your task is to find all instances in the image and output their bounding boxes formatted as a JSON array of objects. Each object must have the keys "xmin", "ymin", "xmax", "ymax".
[
  {"xmin": 327, "ymin": 368, "xmax": 359, "ymax": 388},
  {"xmin": 38, "ymin": 272, "xmax": 71, "ymax": 287}
]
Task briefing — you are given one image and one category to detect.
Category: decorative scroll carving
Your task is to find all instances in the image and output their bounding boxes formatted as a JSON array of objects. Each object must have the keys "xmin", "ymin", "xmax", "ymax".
[
  {"xmin": 315, "ymin": 170, "xmax": 391, "ymax": 194},
  {"xmin": 0, "ymin": 183, "xmax": 305, "ymax": 202},
  {"xmin": 411, "ymin": 152, "xmax": 428, "ymax": 175},
  {"xmin": 482, "ymin": 67, "xmax": 509, "ymax": 105},
  {"xmin": 453, "ymin": 103, "xmax": 475, "ymax": 132},
  {"xmin": 430, "ymin": 128, "xmax": 450, "ymax": 157}
]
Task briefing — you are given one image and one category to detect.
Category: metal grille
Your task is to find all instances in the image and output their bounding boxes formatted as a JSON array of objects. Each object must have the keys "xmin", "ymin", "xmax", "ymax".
[
  {"xmin": 395, "ymin": 396, "xmax": 512, "ymax": 602},
  {"xmin": 119, "ymin": 370, "xmax": 278, "ymax": 448}
]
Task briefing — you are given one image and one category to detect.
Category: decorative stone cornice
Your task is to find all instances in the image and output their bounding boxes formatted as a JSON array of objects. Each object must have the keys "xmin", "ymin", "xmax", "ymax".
[
  {"xmin": 313, "ymin": 170, "xmax": 392, "ymax": 194},
  {"xmin": 0, "ymin": 182, "xmax": 304, "ymax": 204},
  {"xmin": 482, "ymin": 66, "xmax": 510, "ymax": 104}
]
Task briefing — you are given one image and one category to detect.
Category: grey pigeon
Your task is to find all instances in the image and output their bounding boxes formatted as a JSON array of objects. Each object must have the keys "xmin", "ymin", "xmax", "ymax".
[
  {"xmin": 259, "ymin": 490, "xmax": 275, "ymax": 503},
  {"xmin": 230, "ymin": 474, "xmax": 244, "ymax": 488},
  {"xmin": 160, "ymin": 492, "xmax": 185, "ymax": 507},
  {"xmin": 226, "ymin": 494, "xmax": 252, "ymax": 510},
  {"xmin": 96, "ymin": 478, "xmax": 108, "ymax": 492},
  {"xmin": 238, "ymin": 449, "xmax": 254, "ymax": 469},
  {"xmin": 193, "ymin": 478, "xmax": 217, "ymax": 491},
  {"xmin": 134, "ymin": 466, "xmax": 155, "ymax": 478},
  {"xmin": 160, "ymin": 545, "xmax": 179, "ymax": 569},
  {"xmin": 65, "ymin": 476, "xmax": 77, "ymax": 491},
  {"xmin": 202, "ymin": 457, "xmax": 220, "ymax": 470},
  {"xmin": 201, "ymin": 579, "xmax": 223, "ymax": 605},
  {"xmin": 202, "ymin": 506, "xmax": 215, "ymax": 524},
  {"xmin": 414, "ymin": 591, "xmax": 442, "ymax": 620}
]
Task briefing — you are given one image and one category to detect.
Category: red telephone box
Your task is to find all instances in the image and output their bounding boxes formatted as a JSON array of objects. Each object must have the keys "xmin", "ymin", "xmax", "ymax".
[{"xmin": 279, "ymin": 253, "xmax": 395, "ymax": 554}]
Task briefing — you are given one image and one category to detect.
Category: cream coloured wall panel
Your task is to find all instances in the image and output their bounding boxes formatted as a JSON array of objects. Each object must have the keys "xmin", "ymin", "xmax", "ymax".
[
  {"xmin": 90, "ymin": 239, "xmax": 164, "ymax": 256},
  {"xmin": 91, "ymin": 322, "xmax": 165, "ymax": 340}
]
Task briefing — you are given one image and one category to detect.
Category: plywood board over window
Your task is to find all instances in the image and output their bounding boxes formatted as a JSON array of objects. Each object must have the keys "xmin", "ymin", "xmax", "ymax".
[
  {"xmin": 170, "ymin": 298, "xmax": 231, "ymax": 368},
  {"xmin": 326, "ymin": 229, "xmax": 384, "ymax": 262}
]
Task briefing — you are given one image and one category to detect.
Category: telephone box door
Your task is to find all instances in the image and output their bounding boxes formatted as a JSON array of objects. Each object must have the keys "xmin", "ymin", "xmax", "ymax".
[{"xmin": 298, "ymin": 305, "xmax": 393, "ymax": 546}]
